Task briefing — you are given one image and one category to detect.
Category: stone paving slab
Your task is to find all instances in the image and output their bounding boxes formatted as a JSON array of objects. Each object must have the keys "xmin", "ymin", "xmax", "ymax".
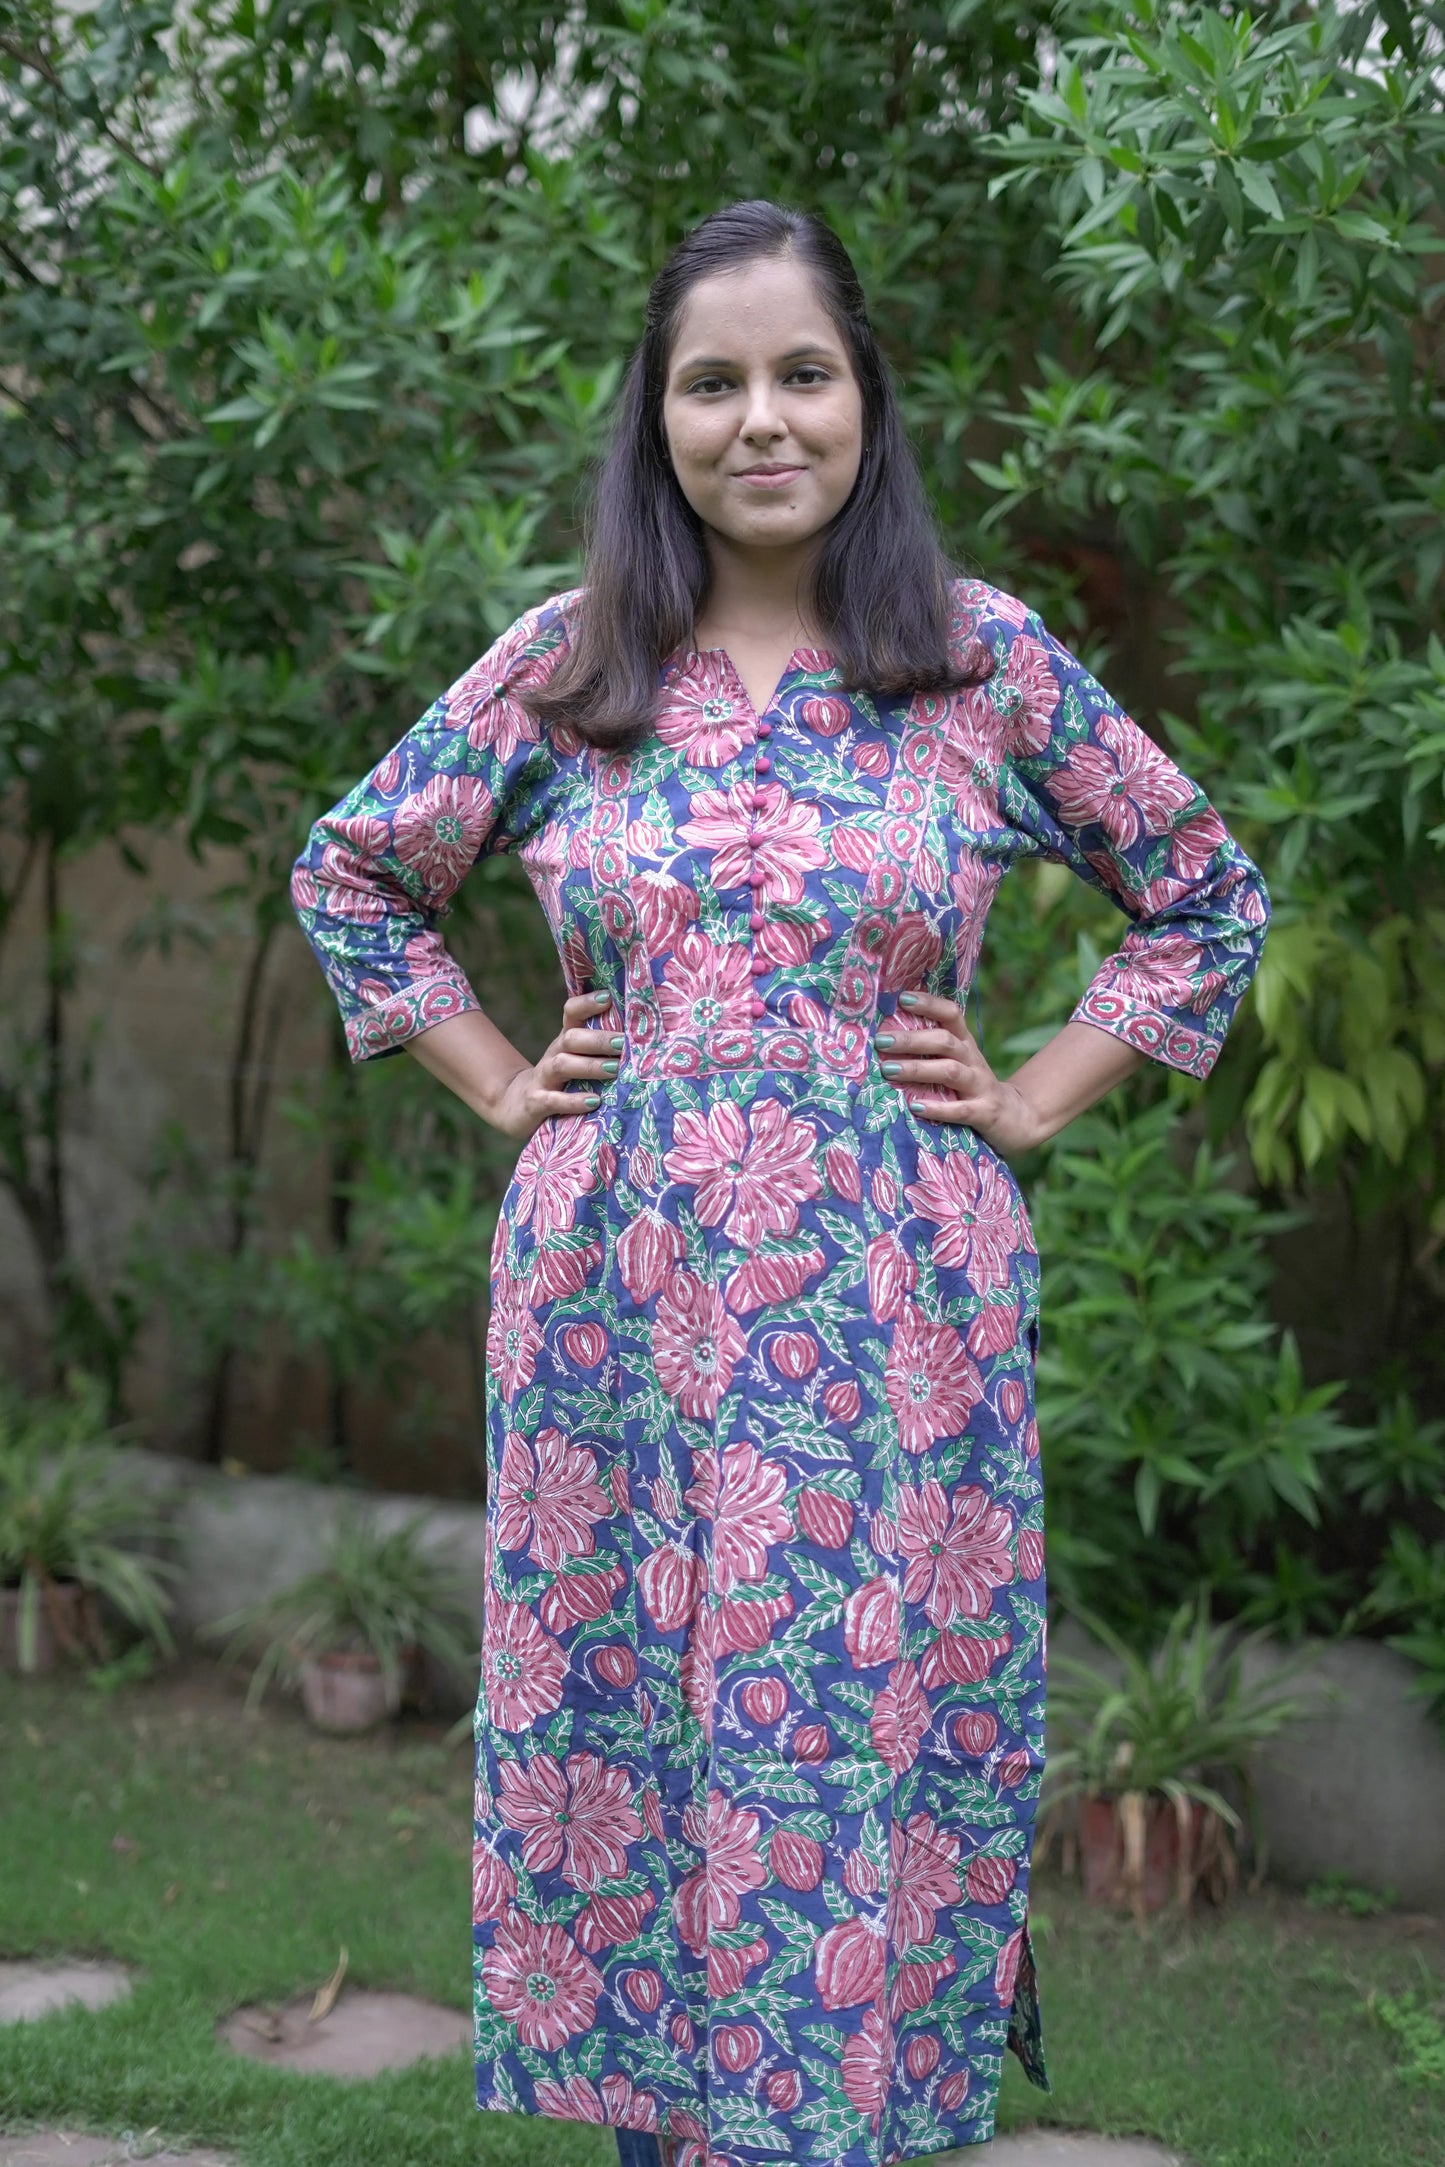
[
  {"xmin": 0, "ymin": 1963, "xmax": 132, "ymax": 2025},
  {"xmin": 0, "ymin": 2140, "xmax": 230, "ymax": 2167},
  {"xmin": 216, "ymin": 1986, "xmax": 469, "ymax": 2078}
]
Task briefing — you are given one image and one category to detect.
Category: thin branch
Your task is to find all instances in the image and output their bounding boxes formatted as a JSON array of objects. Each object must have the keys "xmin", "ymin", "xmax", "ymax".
[{"xmin": 0, "ymin": 33, "xmax": 163, "ymax": 180}]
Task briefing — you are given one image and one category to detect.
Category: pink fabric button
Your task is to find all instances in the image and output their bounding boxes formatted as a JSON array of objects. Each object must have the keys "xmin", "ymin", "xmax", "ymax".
[
  {"xmin": 749, "ymin": 996, "xmax": 766, "ymax": 1018},
  {"xmin": 748, "ymin": 867, "xmax": 766, "ymax": 888},
  {"xmin": 751, "ymin": 956, "xmax": 768, "ymax": 977},
  {"xmin": 758, "ymin": 720, "xmax": 772, "ymax": 737},
  {"xmin": 749, "ymin": 911, "xmax": 764, "ymax": 931},
  {"xmin": 755, "ymin": 755, "xmax": 771, "ymax": 774}
]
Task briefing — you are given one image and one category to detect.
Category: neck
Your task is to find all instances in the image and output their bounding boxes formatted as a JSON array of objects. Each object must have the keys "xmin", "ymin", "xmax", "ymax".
[{"xmin": 694, "ymin": 529, "xmax": 821, "ymax": 645}]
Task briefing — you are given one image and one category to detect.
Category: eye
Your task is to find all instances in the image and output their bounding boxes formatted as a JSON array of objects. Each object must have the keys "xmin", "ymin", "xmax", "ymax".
[
  {"xmin": 788, "ymin": 365, "xmax": 832, "ymax": 386},
  {"xmin": 685, "ymin": 373, "xmax": 733, "ymax": 396}
]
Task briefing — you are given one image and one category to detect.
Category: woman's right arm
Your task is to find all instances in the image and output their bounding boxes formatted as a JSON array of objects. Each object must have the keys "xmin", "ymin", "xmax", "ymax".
[
  {"xmin": 405, "ymin": 993, "xmax": 621, "ymax": 1140},
  {"xmin": 291, "ymin": 594, "xmax": 612, "ymax": 1137}
]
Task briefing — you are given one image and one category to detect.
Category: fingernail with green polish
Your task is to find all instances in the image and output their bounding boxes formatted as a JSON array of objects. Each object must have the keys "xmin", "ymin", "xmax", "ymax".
[
  {"xmin": 876, "ymin": 1034, "xmax": 894, "ymax": 1049},
  {"xmin": 898, "ymin": 992, "xmax": 919, "ymax": 1007},
  {"xmin": 601, "ymin": 1060, "xmax": 619, "ymax": 1075},
  {"xmin": 609, "ymin": 1036, "xmax": 625, "ymax": 1050},
  {"xmin": 582, "ymin": 1093, "xmax": 601, "ymax": 1107},
  {"xmin": 881, "ymin": 1061, "xmax": 901, "ymax": 1077}
]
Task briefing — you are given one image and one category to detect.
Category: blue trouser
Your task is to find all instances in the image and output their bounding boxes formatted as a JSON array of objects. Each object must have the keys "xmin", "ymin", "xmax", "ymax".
[{"xmin": 615, "ymin": 2133, "xmax": 665, "ymax": 2167}]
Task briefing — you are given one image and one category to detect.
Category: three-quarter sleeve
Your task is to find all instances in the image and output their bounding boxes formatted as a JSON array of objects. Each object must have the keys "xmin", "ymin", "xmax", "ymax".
[
  {"xmin": 290, "ymin": 595, "xmax": 571, "ymax": 1061},
  {"xmin": 983, "ymin": 594, "xmax": 1269, "ymax": 1080}
]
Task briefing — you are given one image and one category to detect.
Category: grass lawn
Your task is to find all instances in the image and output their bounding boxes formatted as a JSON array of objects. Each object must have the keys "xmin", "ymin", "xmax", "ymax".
[{"xmin": 1, "ymin": 1661, "xmax": 1442, "ymax": 2167}]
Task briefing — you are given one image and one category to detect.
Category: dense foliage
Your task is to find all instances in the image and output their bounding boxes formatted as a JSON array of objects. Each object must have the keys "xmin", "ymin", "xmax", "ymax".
[{"xmin": 1, "ymin": 0, "xmax": 1442, "ymax": 1687}]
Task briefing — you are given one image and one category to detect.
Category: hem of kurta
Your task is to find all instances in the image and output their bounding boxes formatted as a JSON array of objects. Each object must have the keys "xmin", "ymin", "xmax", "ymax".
[{"xmin": 472, "ymin": 2088, "xmax": 1008, "ymax": 2164}]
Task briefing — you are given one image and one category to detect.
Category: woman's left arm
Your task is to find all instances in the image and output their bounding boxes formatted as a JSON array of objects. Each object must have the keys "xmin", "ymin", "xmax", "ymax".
[{"xmin": 876, "ymin": 600, "xmax": 1270, "ymax": 1154}]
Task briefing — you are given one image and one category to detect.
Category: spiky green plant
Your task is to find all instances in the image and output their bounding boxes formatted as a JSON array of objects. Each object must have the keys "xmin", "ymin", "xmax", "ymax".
[
  {"xmin": 1048, "ymin": 1597, "xmax": 1310, "ymax": 1827},
  {"xmin": 203, "ymin": 1503, "xmax": 478, "ymax": 1712},
  {"xmin": 0, "ymin": 1374, "xmax": 178, "ymax": 1672}
]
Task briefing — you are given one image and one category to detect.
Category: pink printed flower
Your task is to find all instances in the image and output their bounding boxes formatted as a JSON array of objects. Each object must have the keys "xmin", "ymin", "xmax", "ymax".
[
  {"xmin": 800, "ymin": 693, "xmax": 852, "ymax": 736},
  {"xmin": 1170, "ymin": 807, "xmax": 1227, "ymax": 880},
  {"xmin": 897, "ymin": 1479, "xmax": 1016, "ymax": 1626},
  {"xmin": 652, "ymin": 1271, "xmax": 747, "ymax": 1418},
  {"xmin": 884, "ymin": 1304, "xmax": 984, "ymax": 1453},
  {"xmin": 889, "ymin": 1812, "xmax": 963, "ymax": 1948},
  {"xmin": 673, "ymin": 1791, "xmax": 766, "ymax": 1953},
  {"xmin": 497, "ymin": 1750, "xmax": 642, "ymax": 1888},
  {"xmin": 663, "ymin": 1098, "xmax": 821, "ymax": 1246},
  {"xmin": 677, "ymin": 783, "xmax": 826, "ymax": 905},
  {"xmin": 865, "ymin": 1232, "xmax": 917, "ymax": 1324},
  {"xmin": 657, "ymin": 927, "xmax": 756, "ymax": 1038},
  {"xmin": 1049, "ymin": 712, "xmax": 1196, "ymax": 850},
  {"xmin": 486, "ymin": 1270, "xmax": 543, "ymax": 1399},
  {"xmin": 313, "ymin": 812, "xmax": 392, "ymax": 917},
  {"xmin": 532, "ymin": 2075, "xmax": 607, "ymax": 2124},
  {"xmin": 725, "ymin": 1242, "xmax": 825, "ymax": 1313},
  {"xmin": 950, "ymin": 855, "xmax": 1003, "ymax": 982},
  {"xmin": 529, "ymin": 1236, "xmax": 604, "ymax": 1305},
  {"xmin": 994, "ymin": 632, "xmax": 1061, "ymax": 757},
  {"xmin": 904, "ymin": 1149, "xmax": 1017, "ymax": 1291},
  {"xmin": 630, "ymin": 869, "xmax": 700, "ymax": 954},
  {"xmin": 712, "ymin": 1582, "xmax": 794, "ymax": 1654},
  {"xmin": 482, "ymin": 1907, "xmax": 602, "ymax": 2049},
  {"xmin": 657, "ymin": 656, "xmax": 751, "ymax": 764},
  {"xmin": 495, "ymin": 1426, "xmax": 611, "ymax": 1569},
  {"xmin": 637, "ymin": 1543, "xmax": 701, "ymax": 1632},
  {"xmin": 816, "ymin": 1913, "xmax": 887, "ymax": 2011},
  {"xmin": 472, "ymin": 1842, "xmax": 517, "ymax": 1923},
  {"xmin": 871, "ymin": 1658, "xmax": 930, "ymax": 1771},
  {"xmin": 967, "ymin": 1301, "xmax": 1019, "ymax": 1358},
  {"xmin": 755, "ymin": 913, "xmax": 829, "ymax": 968},
  {"xmin": 481, "ymin": 1600, "xmax": 566, "ymax": 1730},
  {"xmin": 600, "ymin": 2072, "xmax": 659, "ymax": 2129},
  {"xmin": 392, "ymin": 772, "xmax": 494, "ymax": 893},
  {"xmin": 711, "ymin": 1439, "xmax": 793, "ymax": 1593},
  {"xmin": 843, "ymin": 1577, "xmax": 900, "ymax": 1668},
  {"xmin": 512, "ymin": 1119, "xmax": 597, "ymax": 1243},
  {"xmin": 617, "ymin": 1209, "xmax": 686, "ymax": 1303},
  {"xmin": 573, "ymin": 1887, "xmax": 656, "ymax": 1952},
  {"xmin": 449, "ymin": 629, "xmax": 546, "ymax": 759},
  {"xmin": 540, "ymin": 1559, "xmax": 625, "ymax": 1634},
  {"xmin": 880, "ymin": 913, "xmax": 944, "ymax": 994},
  {"xmin": 831, "ymin": 823, "xmax": 877, "ymax": 873},
  {"xmin": 1099, "ymin": 935, "xmax": 1204, "ymax": 1013},
  {"xmin": 840, "ymin": 2004, "xmax": 892, "ymax": 2126}
]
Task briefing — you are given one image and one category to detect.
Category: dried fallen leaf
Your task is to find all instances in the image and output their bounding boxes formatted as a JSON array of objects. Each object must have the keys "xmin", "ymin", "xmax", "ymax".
[
  {"xmin": 242, "ymin": 2008, "xmax": 284, "ymax": 2043},
  {"xmin": 162, "ymin": 1882, "xmax": 181, "ymax": 1907},
  {"xmin": 111, "ymin": 1832, "xmax": 140, "ymax": 1858},
  {"xmin": 309, "ymin": 1944, "xmax": 348, "ymax": 2024}
]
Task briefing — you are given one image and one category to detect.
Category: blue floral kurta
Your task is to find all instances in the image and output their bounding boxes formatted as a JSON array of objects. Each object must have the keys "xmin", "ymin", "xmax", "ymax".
[{"xmin": 292, "ymin": 579, "xmax": 1268, "ymax": 2164}]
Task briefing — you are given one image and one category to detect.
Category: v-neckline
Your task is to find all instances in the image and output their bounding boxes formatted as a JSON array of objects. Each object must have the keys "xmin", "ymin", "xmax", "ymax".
[{"xmin": 691, "ymin": 642, "xmax": 828, "ymax": 721}]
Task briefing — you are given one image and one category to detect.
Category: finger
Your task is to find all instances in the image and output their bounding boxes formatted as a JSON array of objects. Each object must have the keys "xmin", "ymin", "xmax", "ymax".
[
  {"xmin": 875, "ymin": 1026, "xmax": 978, "ymax": 1060},
  {"xmin": 538, "ymin": 1050, "xmax": 618, "ymax": 1086},
  {"xmin": 906, "ymin": 1094, "xmax": 975, "ymax": 1124},
  {"xmin": 879, "ymin": 1055, "xmax": 972, "ymax": 1095},
  {"xmin": 894, "ymin": 991, "xmax": 966, "ymax": 1033},
  {"xmin": 531, "ymin": 1086, "xmax": 602, "ymax": 1119},
  {"xmin": 559, "ymin": 1026, "xmax": 626, "ymax": 1058},
  {"xmin": 562, "ymin": 990, "xmax": 614, "ymax": 1027}
]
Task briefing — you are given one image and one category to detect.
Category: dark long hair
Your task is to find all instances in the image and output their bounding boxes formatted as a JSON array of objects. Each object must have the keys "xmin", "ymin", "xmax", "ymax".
[{"xmin": 526, "ymin": 200, "xmax": 988, "ymax": 752}]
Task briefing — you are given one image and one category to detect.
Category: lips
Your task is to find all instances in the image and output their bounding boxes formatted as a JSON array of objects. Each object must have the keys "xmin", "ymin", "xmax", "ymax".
[{"xmin": 734, "ymin": 464, "xmax": 806, "ymax": 488}]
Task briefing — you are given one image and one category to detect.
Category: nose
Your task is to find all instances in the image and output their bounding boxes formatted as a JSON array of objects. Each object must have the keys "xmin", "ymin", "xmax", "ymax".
[{"xmin": 739, "ymin": 374, "xmax": 787, "ymax": 447}]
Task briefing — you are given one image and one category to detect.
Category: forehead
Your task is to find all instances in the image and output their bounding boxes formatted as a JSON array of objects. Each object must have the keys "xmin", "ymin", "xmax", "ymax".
[{"xmin": 668, "ymin": 254, "xmax": 844, "ymax": 367}]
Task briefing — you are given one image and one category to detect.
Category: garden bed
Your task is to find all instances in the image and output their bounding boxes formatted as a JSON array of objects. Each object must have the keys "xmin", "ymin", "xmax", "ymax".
[{"xmin": 1, "ymin": 1661, "xmax": 1442, "ymax": 2167}]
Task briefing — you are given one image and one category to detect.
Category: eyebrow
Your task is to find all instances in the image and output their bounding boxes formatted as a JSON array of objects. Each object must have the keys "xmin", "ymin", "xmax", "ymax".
[{"xmin": 673, "ymin": 344, "xmax": 842, "ymax": 372}]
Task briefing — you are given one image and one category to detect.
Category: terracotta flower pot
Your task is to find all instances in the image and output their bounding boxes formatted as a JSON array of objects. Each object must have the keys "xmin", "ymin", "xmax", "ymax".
[
  {"xmin": 0, "ymin": 1580, "xmax": 91, "ymax": 1675},
  {"xmin": 298, "ymin": 1649, "xmax": 401, "ymax": 1734},
  {"xmin": 1080, "ymin": 1791, "xmax": 1215, "ymax": 1914}
]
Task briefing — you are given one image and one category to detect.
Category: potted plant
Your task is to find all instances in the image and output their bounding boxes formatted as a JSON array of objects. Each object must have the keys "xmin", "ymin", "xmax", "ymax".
[
  {"xmin": 1044, "ymin": 1597, "xmax": 1308, "ymax": 1918},
  {"xmin": 204, "ymin": 1503, "xmax": 479, "ymax": 1733},
  {"xmin": 0, "ymin": 1375, "xmax": 179, "ymax": 1676}
]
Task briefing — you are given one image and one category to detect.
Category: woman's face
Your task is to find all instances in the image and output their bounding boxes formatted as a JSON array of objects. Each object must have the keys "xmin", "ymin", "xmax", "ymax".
[{"xmin": 661, "ymin": 253, "xmax": 864, "ymax": 559}]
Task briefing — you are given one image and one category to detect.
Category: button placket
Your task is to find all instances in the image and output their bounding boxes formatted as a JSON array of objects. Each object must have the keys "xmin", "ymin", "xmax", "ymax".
[{"xmin": 746, "ymin": 714, "xmax": 774, "ymax": 1018}]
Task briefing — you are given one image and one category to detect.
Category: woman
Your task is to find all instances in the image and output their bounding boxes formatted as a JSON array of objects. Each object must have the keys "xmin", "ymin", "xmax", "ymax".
[{"xmin": 291, "ymin": 201, "xmax": 1268, "ymax": 2164}]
